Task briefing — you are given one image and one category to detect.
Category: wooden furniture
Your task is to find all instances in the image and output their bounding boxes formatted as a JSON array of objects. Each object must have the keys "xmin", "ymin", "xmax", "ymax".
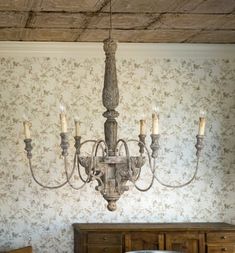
[
  {"xmin": 2, "ymin": 246, "xmax": 33, "ymax": 253},
  {"xmin": 73, "ymin": 223, "xmax": 235, "ymax": 253},
  {"xmin": 126, "ymin": 251, "xmax": 180, "ymax": 253}
]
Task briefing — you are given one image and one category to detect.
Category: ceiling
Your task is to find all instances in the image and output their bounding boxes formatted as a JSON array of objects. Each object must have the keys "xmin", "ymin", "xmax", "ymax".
[{"xmin": 0, "ymin": 0, "xmax": 235, "ymax": 43}]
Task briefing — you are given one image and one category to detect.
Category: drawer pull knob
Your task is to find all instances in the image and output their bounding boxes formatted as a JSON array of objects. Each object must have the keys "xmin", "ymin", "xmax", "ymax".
[
  {"xmin": 103, "ymin": 248, "xmax": 108, "ymax": 252},
  {"xmin": 221, "ymin": 236, "xmax": 227, "ymax": 239},
  {"xmin": 221, "ymin": 248, "xmax": 227, "ymax": 251},
  {"xmin": 103, "ymin": 237, "xmax": 107, "ymax": 240}
]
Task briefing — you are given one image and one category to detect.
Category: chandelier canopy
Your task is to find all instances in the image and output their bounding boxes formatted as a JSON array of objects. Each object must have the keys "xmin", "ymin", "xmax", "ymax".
[{"xmin": 23, "ymin": 1, "xmax": 206, "ymax": 211}]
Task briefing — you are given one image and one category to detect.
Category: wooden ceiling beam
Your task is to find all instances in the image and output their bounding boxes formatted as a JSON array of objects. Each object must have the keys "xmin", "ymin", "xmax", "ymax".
[{"xmin": 0, "ymin": 0, "xmax": 234, "ymax": 43}]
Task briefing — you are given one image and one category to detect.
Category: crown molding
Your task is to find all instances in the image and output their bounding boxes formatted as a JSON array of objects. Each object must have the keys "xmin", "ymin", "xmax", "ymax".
[{"xmin": 0, "ymin": 41, "xmax": 234, "ymax": 59}]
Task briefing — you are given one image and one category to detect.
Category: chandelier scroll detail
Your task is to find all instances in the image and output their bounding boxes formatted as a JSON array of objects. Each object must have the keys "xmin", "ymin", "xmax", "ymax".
[{"xmin": 23, "ymin": 1, "xmax": 206, "ymax": 211}]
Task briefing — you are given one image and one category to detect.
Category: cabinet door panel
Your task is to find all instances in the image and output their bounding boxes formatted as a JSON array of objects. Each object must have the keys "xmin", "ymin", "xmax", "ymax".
[
  {"xmin": 129, "ymin": 232, "xmax": 164, "ymax": 250},
  {"xmin": 166, "ymin": 233, "xmax": 201, "ymax": 253}
]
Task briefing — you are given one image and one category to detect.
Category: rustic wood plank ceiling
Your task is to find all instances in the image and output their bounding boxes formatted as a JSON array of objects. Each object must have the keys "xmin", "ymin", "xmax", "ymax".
[{"xmin": 0, "ymin": 0, "xmax": 234, "ymax": 43}]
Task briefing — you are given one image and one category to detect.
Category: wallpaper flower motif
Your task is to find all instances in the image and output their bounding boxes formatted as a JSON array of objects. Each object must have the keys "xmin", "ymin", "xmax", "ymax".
[{"xmin": 0, "ymin": 51, "xmax": 234, "ymax": 253}]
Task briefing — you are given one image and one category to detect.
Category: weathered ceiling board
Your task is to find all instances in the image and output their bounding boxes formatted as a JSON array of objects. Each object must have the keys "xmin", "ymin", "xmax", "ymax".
[{"xmin": 0, "ymin": 0, "xmax": 234, "ymax": 43}]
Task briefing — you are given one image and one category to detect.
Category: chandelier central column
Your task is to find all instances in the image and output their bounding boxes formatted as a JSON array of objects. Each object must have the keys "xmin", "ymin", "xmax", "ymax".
[{"xmin": 102, "ymin": 38, "xmax": 119, "ymax": 156}]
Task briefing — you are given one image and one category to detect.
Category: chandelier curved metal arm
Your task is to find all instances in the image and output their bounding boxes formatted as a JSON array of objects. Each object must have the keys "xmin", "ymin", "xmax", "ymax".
[
  {"xmin": 24, "ymin": 138, "xmax": 75, "ymax": 189},
  {"xmin": 65, "ymin": 140, "xmax": 107, "ymax": 190},
  {"xmin": 75, "ymin": 139, "xmax": 96, "ymax": 183},
  {"xmin": 124, "ymin": 139, "xmax": 155, "ymax": 192},
  {"xmin": 153, "ymin": 158, "xmax": 200, "ymax": 188},
  {"xmin": 152, "ymin": 134, "xmax": 204, "ymax": 188},
  {"xmin": 76, "ymin": 159, "xmax": 87, "ymax": 183}
]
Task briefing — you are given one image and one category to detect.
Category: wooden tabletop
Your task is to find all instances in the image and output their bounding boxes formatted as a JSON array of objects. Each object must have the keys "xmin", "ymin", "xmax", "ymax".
[{"xmin": 73, "ymin": 222, "xmax": 235, "ymax": 232}]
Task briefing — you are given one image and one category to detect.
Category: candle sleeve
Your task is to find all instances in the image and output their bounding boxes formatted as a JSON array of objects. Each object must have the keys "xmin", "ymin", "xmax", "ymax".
[
  {"xmin": 152, "ymin": 112, "xmax": 159, "ymax": 134},
  {"xmin": 75, "ymin": 120, "xmax": 80, "ymax": 136},
  {"xmin": 140, "ymin": 119, "xmax": 146, "ymax": 135},
  {"xmin": 198, "ymin": 117, "xmax": 206, "ymax": 135},
  {"xmin": 23, "ymin": 121, "xmax": 31, "ymax": 139},
  {"xmin": 60, "ymin": 113, "xmax": 68, "ymax": 133}
]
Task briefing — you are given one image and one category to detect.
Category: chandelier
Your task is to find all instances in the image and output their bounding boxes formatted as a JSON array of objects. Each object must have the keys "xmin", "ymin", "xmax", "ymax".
[{"xmin": 23, "ymin": 1, "xmax": 206, "ymax": 211}]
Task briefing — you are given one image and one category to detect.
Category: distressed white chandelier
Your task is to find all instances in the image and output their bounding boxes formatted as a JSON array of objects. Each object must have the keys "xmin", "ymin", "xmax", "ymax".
[{"xmin": 23, "ymin": 1, "xmax": 206, "ymax": 211}]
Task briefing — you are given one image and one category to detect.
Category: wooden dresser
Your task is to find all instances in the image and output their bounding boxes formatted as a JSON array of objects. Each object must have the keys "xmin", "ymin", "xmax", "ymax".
[{"xmin": 73, "ymin": 223, "xmax": 235, "ymax": 253}]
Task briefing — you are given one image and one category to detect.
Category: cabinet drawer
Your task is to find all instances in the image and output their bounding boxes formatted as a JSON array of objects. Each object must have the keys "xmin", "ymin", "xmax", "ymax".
[
  {"xmin": 87, "ymin": 233, "xmax": 122, "ymax": 245},
  {"xmin": 87, "ymin": 245, "xmax": 122, "ymax": 253},
  {"xmin": 207, "ymin": 245, "xmax": 235, "ymax": 253},
  {"xmin": 207, "ymin": 232, "xmax": 235, "ymax": 243}
]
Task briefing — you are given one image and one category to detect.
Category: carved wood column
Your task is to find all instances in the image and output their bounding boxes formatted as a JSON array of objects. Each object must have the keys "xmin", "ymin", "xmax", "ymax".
[{"xmin": 102, "ymin": 38, "xmax": 119, "ymax": 156}]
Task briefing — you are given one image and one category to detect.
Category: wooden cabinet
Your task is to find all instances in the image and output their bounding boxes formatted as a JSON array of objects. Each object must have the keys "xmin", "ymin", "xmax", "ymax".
[{"xmin": 73, "ymin": 223, "xmax": 235, "ymax": 253}]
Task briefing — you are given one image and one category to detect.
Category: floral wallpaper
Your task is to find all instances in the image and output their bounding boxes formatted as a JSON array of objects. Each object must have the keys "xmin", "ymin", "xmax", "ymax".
[{"xmin": 0, "ymin": 45, "xmax": 234, "ymax": 252}]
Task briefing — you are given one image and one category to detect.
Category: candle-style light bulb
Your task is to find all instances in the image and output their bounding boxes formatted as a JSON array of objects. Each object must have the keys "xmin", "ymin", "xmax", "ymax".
[
  {"xmin": 153, "ymin": 106, "xmax": 160, "ymax": 114},
  {"xmin": 74, "ymin": 117, "xmax": 80, "ymax": 137},
  {"xmin": 60, "ymin": 104, "xmax": 65, "ymax": 113},
  {"xmin": 200, "ymin": 110, "xmax": 206, "ymax": 118},
  {"xmin": 198, "ymin": 110, "xmax": 206, "ymax": 135},
  {"xmin": 60, "ymin": 104, "xmax": 67, "ymax": 133}
]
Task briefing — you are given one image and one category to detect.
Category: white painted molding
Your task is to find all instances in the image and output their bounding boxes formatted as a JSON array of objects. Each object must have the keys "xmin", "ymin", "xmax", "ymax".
[{"xmin": 0, "ymin": 41, "xmax": 235, "ymax": 58}]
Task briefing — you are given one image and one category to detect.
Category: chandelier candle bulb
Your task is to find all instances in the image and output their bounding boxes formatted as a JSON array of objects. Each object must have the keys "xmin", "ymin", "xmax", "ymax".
[
  {"xmin": 60, "ymin": 112, "xmax": 67, "ymax": 133},
  {"xmin": 152, "ymin": 112, "xmax": 159, "ymax": 134},
  {"xmin": 23, "ymin": 121, "xmax": 31, "ymax": 139},
  {"xmin": 74, "ymin": 120, "xmax": 80, "ymax": 137},
  {"xmin": 140, "ymin": 119, "xmax": 146, "ymax": 135},
  {"xmin": 198, "ymin": 117, "xmax": 206, "ymax": 135}
]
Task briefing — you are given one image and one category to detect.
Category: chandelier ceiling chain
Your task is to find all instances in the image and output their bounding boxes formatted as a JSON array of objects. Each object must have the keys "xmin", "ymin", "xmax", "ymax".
[
  {"xmin": 23, "ymin": 0, "xmax": 206, "ymax": 211},
  {"xmin": 109, "ymin": 0, "xmax": 113, "ymax": 39}
]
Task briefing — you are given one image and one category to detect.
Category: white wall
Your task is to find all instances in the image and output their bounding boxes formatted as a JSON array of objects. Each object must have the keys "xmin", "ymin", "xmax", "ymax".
[{"xmin": 0, "ymin": 42, "xmax": 234, "ymax": 253}]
